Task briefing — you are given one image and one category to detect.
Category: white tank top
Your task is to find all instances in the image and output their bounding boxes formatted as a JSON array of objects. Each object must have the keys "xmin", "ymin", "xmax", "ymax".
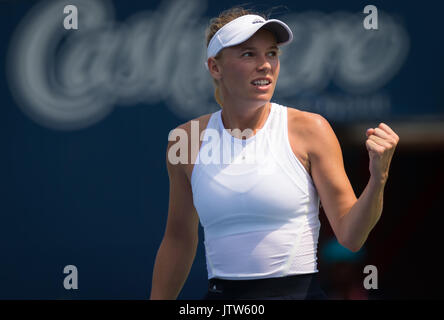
[{"xmin": 191, "ymin": 102, "xmax": 321, "ymax": 280}]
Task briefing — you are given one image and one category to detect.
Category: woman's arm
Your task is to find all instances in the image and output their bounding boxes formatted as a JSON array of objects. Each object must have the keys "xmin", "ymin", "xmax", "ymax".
[
  {"xmin": 305, "ymin": 114, "xmax": 399, "ymax": 252},
  {"xmin": 339, "ymin": 124, "xmax": 399, "ymax": 251},
  {"xmin": 150, "ymin": 130, "xmax": 200, "ymax": 300},
  {"xmin": 337, "ymin": 173, "xmax": 385, "ymax": 252}
]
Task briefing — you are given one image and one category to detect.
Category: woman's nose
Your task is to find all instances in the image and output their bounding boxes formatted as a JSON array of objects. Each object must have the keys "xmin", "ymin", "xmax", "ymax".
[{"xmin": 256, "ymin": 56, "xmax": 271, "ymax": 72}]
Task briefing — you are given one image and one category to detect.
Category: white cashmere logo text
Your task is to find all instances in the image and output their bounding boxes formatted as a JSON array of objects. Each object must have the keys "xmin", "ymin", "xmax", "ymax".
[{"xmin": 6, "ymin": 0, "xmax": 408, "ymax": 130}]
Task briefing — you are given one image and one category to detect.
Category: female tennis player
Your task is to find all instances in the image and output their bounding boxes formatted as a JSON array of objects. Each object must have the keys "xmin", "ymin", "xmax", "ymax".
[{"xmin": 150, "ymin": 7, "xmax": 399, "ymax": 300}]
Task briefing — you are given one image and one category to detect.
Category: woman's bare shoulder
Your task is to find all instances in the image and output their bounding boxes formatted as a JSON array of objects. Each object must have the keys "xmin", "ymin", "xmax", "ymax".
[
  {"xmin": 287, "ymin": 107, "xmax": 329, "ymax": 135},
  {"xmin": 288, "ymin": 107, "xmax": 339, "ymax": 157},
  {"xmin": 167, "ymin": 112, "xmax": 215, "ymax": 179},
  {"xmin": 175, "ymin": 113, "xmax": 213, "ymax": 134}
]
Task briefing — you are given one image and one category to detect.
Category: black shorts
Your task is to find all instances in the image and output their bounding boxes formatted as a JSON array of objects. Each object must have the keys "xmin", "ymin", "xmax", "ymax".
[{"xmin": 203, "ymin": 272, "xmax": 328, "ymax": 300}]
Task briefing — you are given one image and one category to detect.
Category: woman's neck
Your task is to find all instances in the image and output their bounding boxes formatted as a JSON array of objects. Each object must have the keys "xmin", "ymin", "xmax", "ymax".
[{"xmin": 220, "ymin": 100, "xmax": 272, "ymax": 139}]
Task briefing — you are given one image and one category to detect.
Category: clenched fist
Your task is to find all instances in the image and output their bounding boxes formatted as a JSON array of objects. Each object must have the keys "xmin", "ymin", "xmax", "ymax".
[{"xmin": 365, "ymin": 123, "xmax": 399, "ymax": 184}]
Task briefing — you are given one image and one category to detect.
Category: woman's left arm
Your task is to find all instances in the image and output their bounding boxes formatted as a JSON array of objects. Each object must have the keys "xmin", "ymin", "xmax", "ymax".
[{"xmin": 306, "ymin": 115, "xmax": 399, "ymax": 252}]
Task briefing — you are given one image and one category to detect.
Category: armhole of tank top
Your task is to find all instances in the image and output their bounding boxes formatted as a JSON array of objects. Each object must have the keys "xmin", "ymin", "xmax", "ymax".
[
  {"xmin": 283, "ymin": 106, "xmax": 317, "ymax": 194},
  {"xmin": 190, "ymin": 112, "xmax": 216, "ymax": 189}
]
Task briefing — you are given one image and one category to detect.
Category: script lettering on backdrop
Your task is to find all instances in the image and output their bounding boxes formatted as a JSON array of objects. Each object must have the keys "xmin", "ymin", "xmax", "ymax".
[{"xmin": 7, "ymin": 0, "xmax": 409, "ymax": 130}]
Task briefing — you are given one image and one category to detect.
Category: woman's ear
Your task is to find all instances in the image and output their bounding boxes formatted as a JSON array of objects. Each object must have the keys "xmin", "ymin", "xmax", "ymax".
[{"xmin": 207, "ymin": 57, "xmax": 222, "ymax": 80}]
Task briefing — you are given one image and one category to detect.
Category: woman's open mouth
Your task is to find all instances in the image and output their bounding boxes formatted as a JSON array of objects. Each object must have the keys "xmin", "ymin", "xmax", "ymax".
[{"xmin": 251, "ymin": 79, "xmax": 272, "ymax": 91}]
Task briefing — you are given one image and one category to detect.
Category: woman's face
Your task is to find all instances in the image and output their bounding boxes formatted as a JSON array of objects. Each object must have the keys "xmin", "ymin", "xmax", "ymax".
[{"xmin": 212, "ymin": 29, "xmax": 280, "ymax": 106}]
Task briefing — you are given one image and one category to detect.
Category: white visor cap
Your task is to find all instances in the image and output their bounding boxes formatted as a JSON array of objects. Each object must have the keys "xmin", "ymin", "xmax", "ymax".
[{"xmin": 205, "ymin": 14, "xmax": 293, "ymax": 69}]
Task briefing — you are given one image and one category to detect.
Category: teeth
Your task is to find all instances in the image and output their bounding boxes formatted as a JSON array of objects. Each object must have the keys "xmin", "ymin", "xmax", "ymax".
[{"xmin": 253, "ymin": 80, "xmax": 270, "ymax": 86}]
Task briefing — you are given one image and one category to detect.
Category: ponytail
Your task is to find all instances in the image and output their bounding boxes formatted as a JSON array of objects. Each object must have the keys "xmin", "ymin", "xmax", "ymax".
[{"xmin": 214, "ymin": 86, "xmax": 223, "ymax": 108}]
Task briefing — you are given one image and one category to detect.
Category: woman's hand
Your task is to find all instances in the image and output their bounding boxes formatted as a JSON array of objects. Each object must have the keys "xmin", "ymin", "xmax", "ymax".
[{"xmin": 365, "ymin": 123, "xmax": 400, "ymax": 185}]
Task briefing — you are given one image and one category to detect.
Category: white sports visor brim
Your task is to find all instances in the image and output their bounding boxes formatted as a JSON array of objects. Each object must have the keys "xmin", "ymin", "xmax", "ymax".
[{"xmin": 205, "ymin": 14, "xmax": 293, "ymax": 69}]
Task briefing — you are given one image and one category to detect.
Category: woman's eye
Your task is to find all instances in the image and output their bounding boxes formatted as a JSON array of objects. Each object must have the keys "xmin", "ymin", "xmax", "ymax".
[{"xmin": 241, "ymin": 51, "xmax": 279, "ymax": 57}]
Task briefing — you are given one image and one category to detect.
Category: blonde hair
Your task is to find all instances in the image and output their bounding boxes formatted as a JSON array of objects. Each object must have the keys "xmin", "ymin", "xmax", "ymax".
[{"xmin": 205, "ymin": 7, "xmax": 266, "ymax": 108}]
